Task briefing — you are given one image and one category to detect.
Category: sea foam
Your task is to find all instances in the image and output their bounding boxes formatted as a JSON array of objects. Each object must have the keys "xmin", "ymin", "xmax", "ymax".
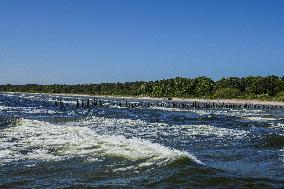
[
  {"xmin": 68, "ymin": 115, "xmax": 249, "ymax": 140},
  {"xmin": 0, "ymin": 118, "xmax": 203, "ymax": 169}
]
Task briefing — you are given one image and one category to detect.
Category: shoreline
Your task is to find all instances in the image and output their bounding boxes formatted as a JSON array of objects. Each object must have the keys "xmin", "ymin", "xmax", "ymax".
[{"xmin": 2, "ymin": 91, "xmax": 284, "ymax": 106}]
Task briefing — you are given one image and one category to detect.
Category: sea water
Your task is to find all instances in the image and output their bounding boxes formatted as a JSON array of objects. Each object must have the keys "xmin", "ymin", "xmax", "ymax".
[{"xmin": 0, "ymin": 93, "xmax": 283, "ymax": 188}]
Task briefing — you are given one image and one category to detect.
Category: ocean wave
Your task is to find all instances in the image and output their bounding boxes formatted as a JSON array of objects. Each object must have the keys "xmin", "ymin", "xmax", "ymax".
[
  {"xmin": 243, "ymin": 116, "xmax": 277, "ymax": 122},
  {"xmin": 177, "ymin": 124, "xmax": 248, "ymax": 139},
  {"xmin": 0, "ymin": 105, "xmax": 9, "ymax": 111},
  {"xmin": 261, "ymin": 134, "xmax": 284, "ymax": 148},
  {"xmin": 269, "ymin": 123, "xmax": 284, "ymax": 128},
  {"xmin": 0, "ymin": 105, "xmax": 58, "ymax": 115},
  {"xmin": 0, "ymin": 93, "xmax": 16, "ymax": 97},
  {"xmin": 150, "ymin": 107, "xmax": 265, "ymax": 117},
  {"xmin": 20, "ymin": 107, "xmax": 58, "ymax": 114},
  {"xmin": 151, "ymin": 107, "xmax": 279, "ymax": 124},
  {"xmin": 0, "ymin": 118, "xmax": 203, "ymax": 169},
  {"xmin": 69, "ymin": 116, "xmax": 249, "ymax": 140}
]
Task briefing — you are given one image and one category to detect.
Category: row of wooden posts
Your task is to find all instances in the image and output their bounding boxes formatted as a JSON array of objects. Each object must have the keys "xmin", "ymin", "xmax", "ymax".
[{"xmin": 54, "ymin": 98, "xmax": 283, "ymax": 110}]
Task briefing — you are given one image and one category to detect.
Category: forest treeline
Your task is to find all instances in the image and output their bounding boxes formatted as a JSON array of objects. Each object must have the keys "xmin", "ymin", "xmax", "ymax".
[{"xmin": 1, "ymin": 76, "xmax": 284, "ymax": 101}]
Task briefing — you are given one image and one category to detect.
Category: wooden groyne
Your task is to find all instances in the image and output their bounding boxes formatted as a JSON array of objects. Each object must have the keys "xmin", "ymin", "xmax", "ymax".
[{"xmin": 54, "ymin": 97, "xmax": 283, "ymax": 110}]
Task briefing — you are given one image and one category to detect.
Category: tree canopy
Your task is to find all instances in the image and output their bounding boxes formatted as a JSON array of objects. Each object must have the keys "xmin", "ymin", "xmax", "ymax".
[{"xmin": 1, "ymin": 76, "xmax": 284, "ymax": 101}]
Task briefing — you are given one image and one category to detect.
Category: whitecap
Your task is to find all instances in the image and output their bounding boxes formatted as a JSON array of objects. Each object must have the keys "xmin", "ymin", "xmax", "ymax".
[
  {"xmin": 243, "ymin": 116, "xmax": 277, "ymax": 122},
  {"xmin": 177, "ymin": 124, "xmax": 248, "ymax": 139},
  {"xmin": 0, "ymin": 118, "xmax": 202, "ymax": 169},
  {"xmin": 67, "ymin": 115, "xmax": 248, "ymax": 140},
  {"xmin": 270, "ymin": 123, "xmax": 284, "ymax": 128}
]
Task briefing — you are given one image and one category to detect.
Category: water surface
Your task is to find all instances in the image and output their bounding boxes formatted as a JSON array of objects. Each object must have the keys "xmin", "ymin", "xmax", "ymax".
[{"xmin": 0, "ymin": 93, "xmax": 283, "ymax": 188}]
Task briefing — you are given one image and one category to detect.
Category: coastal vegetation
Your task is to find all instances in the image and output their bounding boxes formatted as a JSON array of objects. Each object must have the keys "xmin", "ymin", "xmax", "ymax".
[{"xmin": 1, "ymin": 76, "xmax": 284, "ymax": 101}]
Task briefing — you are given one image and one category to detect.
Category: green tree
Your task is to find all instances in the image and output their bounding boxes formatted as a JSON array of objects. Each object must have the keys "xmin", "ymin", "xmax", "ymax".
[{"xmin": 193, "ymin": 77, "xmax": 214, "ymax": 97}]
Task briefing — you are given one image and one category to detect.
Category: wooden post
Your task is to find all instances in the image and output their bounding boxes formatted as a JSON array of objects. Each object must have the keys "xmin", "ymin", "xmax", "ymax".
[{"xmin": 76, "ymin": 100, "xmax": 79, "ymax": 108}]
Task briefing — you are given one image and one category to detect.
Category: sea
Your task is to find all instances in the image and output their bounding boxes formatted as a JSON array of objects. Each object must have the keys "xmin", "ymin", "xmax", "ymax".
[{"xmin": 0, "ymin": 92, "xmax": 283, "ymax": 188}]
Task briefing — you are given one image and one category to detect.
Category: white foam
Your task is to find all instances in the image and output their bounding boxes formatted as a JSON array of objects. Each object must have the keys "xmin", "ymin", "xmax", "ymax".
[
  {"xmin": 0, "ymin": 93, "xmax": 16, "ymax": 97},
  {"xmin": 0, "ymin": 119, "xmax": 202, "ymax": 169},
  {"xmin": 64, "ymin": 115, "xmax": 249, "ymax": 142},
  {"xmin": 20, "ymin": 107, "xmax": 57, "ymax": 114},
  {"xmin": 0, "ymin": 105, "xmax": 9, "ymax": 111},
  {"xmin": 150, "ymin": 107, "xmax": 214, "ymax": 116},
  {"xmin": 270, "ymin": 123, "xmax": 284, "ymax": 128},
  {"xmin": 243, "ymin": 116, "xmax": 277, "ymax": 122},
  {"xmin": 280, "ymin": 148, "xmax": 284, "ymax": 163},
  {"xmin": 151, "ymin": 106, "xmax": 190, "ymax": 112},
  {"xmin": 150, "ymin": 107, "xmax": 279, "ymax": 124},
  {"xmin": 177, "ymin": 124, "xmax": 248, "ymax": 139},
  {"xmin": 0, "ymin": 106, "xmax": 58, "ymax": 115},
  {"xmin": 204, "ymin": 109, "xmax": 278, "ymax": 122}
]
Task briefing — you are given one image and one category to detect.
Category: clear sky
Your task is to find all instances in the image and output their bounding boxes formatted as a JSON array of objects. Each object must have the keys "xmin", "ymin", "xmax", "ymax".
[{"xmin": 0, "ymin": 0, "xmax": 283, "ymax": 84}]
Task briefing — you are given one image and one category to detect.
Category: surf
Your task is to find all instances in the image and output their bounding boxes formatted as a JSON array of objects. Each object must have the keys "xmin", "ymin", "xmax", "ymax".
[{"xmin": 0, "ymin": 118, "xmax": 203, "ymax": 170}]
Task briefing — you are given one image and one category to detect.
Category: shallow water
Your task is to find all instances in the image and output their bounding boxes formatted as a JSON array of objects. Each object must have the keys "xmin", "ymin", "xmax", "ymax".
[{"xmin": 0, "ymin": 93, "xmax": 283, "ymax": 188}]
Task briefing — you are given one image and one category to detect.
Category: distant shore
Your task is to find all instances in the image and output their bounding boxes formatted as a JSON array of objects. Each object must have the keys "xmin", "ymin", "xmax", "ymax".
[{"xmin": 2, "ymin": 91, "xmax": 284, "ymax": 106}]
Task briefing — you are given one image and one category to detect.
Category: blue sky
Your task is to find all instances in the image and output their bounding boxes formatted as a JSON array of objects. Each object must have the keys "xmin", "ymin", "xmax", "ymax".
[{"xmin": 0, "ymin": 0, "xmax": 283, "ymax": 84}]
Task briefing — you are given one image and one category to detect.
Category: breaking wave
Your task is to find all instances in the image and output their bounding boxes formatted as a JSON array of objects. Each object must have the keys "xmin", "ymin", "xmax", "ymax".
[
  {"xmin": 0, "ymin": 118, "xmax": 203, "ymax": 170},
  {"xmin": 68, "ymin": 115, "xmax": 249, "ymax": 140}
]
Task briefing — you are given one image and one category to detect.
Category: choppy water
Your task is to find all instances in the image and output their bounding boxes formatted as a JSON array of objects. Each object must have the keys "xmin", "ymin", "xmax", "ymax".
[{"xmin": 0, "ymin": 93, "xmax": 284, "ymax": 188}]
